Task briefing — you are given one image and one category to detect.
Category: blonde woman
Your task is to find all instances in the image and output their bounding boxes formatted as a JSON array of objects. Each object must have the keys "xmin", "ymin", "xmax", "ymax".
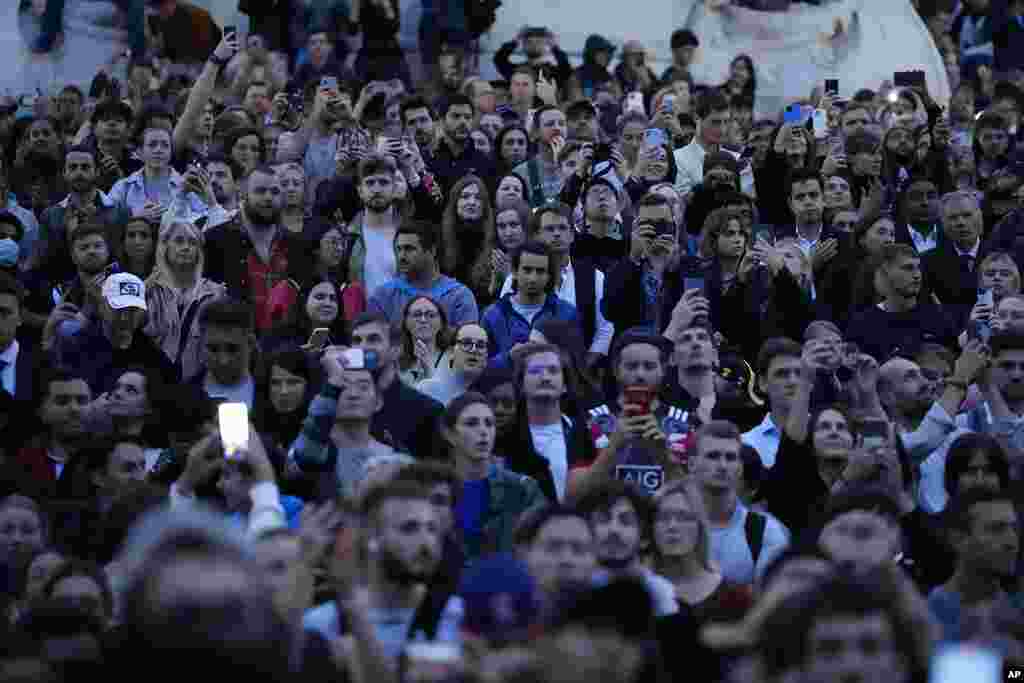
[
  {"xmin": 144, "ymin": 220, "xmax": 226, "ymax": 381},
  {"xmin": 650, "ymin": 481, "xmax": 753, "ymax": 624}
]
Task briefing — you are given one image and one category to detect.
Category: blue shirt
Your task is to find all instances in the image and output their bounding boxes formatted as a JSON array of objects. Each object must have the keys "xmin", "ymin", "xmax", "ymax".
[{"xmin": 457, "ymin": 477, "xmax": 489, "ymax": 551}]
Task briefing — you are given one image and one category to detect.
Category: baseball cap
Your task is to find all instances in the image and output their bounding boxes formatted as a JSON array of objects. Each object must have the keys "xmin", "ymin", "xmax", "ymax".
[
  {"xmin": 458, "ymin": 554, "xmax": 539, "ymax": 645},
  {"xmin": 102, "ymin": 272, "xmax": 147, "ymax": 311}
]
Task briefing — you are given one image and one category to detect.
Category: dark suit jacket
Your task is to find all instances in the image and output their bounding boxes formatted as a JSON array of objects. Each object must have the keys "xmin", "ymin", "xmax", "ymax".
[
  {"xmin": 922, "ymin": 242, "xmax": 978, "ymax": 327},
  {"xmin": 10, "ymin": 343, "xmax": 38, "ymax": 407}
]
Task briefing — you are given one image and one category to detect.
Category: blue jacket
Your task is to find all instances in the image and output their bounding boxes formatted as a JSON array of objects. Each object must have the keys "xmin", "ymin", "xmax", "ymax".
[{"xmin": 481, "ymin": 293, "xmax": 580, "ymax": 368}]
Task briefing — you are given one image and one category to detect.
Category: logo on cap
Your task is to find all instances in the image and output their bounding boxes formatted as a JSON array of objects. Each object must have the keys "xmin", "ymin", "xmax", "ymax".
[{"xmin": 119, "ymin": 282, "xmax": 141, "ymax": 298}]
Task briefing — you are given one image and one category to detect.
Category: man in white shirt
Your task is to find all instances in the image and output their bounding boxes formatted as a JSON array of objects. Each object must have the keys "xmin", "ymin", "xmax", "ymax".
[
  {"xmin": 500, "ymin": 202, "xmax": 614, "ymax": 369},
  {"xmin": 742, "ymin": 338, "xmax": 805, "ymax": 469},
  {"xmin": 673, "ymin": 89, "xmax": 754, "ymax": 199},
  {"xmin": 691, "ymin": 420, "xmax": 789, "ymax": 585},
  {"xmin": 351, "ymin": 154, "xmax": 402, "ymax": 296},
  {"xmin": 574, "ymin": 479, "xmax": 679, "ymax": 616}
]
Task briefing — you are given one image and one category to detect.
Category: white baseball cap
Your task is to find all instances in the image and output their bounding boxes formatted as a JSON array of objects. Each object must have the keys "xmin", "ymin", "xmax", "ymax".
[{"xmin": 102, "ymin": 272, "xmax": 147, "ymax": 311}]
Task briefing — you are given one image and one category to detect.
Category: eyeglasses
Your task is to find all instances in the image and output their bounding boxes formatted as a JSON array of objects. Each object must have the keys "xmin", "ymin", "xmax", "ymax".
[
  {"xmin": 456, "ymin": 339, "xmax": 488, "ymax": 352},
  {"xmin": 409, "ymin": 310, "xmax": 439, "ymax": 320}
]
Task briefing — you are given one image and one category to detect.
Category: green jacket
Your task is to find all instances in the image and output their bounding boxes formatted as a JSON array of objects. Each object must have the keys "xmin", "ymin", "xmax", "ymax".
[{"xmin": 464, "ymin": 464, "xmax": 547, "ymax": 565}]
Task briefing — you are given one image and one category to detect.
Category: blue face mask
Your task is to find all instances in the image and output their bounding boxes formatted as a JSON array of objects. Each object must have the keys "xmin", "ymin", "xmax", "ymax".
[{"xmin": 0, "ymin": 239, "xmax": 18, "ymax": 268}]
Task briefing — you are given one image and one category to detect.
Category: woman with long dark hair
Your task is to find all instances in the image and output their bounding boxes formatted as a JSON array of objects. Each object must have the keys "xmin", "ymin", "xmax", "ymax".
[
  {"xmin": 253, "ymin": 349, "xmax": 317, "ymax": 455},
  {"xmin": 494, "ymin": 124, "xmax": 531, "ymax": 178},
  {"xmin": 722, "ymin": 54, "xmax": 756, "ymax": 103},
  {"xmin": 440, "ymin": 174, "xmax": 495, "ymax": 303},
  {"xmin": 262, "ymin": 279, "xmax": 361, "ymax": 354},
  {"xmin": 490, "ymin": 198, "xmax": 529, "ymax": 298},
  {"xmin": 118, "ymin": 217, "xmax": 158, "ymax": 279}
]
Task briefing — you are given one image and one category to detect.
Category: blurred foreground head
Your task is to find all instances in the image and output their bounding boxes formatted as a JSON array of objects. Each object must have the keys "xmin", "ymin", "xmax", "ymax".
[{"xmin": 109, "ymin": 505, "xmax": 293, "ymax": 679}]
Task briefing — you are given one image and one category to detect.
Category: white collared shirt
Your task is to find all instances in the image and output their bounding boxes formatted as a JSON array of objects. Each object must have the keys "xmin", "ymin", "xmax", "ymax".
[
  {"xmin": 108, "ymin": 169, "xmax": 209, "ymax": 219},
  {"xmin": 954, "ymin": 239, "xmax": 980, "ymax": 259},
  {"xmin": 500, "ymin": 258, "xmax": 614, "ymax": 355},
  {"xmin": 741, "ymin": 413, "xmax": 780, "ymax": 468},
  {"xmin": 907, "ymin": 224, "xmax": 939, "ymax": 253},
  {"xmin": 0, "ymin": 340, "xmax": 17, "ymax": 396}
]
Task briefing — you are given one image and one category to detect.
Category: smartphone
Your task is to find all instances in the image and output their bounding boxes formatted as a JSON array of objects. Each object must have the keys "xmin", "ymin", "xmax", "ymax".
[
  {"xmin": 623, "ymin": 385, "xmax": 655, "ymax": 415},
  {"xmin": 812, "ymin": 109, "xmax": 829, "ymax": 139},
  {"xmin": 223, "ymin": 25, "xmax": 237, "ymax": 42},
  {"xmin": 894, "ymin": 70, "xmax": 926, "ymax": 88},
  {"xmin": 977, "ymin": 288, "xmax": 994, "ymax": 307},
  {"xmin": 218, "ymin": 402, "xmax": 249, "ymax": 460},
  {"xmin": 783, "ymin": 103, "xmax": 803, "ymax": 125},
  {"xmin": 306, "ymin": 328, "xmax": 331, "ymax": 351},
  {"xmin": 929, "ymin": 645, "xmax": 1001, "ymax": 683},
  {"xmin": 320, "ymin": 76, "xmax": 338, "ymax": 91},
  {"xmin": 663, "ymin": 94, "xmax": 675, "ymax": 113},
  {"xmin": 593, "ymin": 143, "xmax": 612, "ymax": 165},
  {"xmin": 824, "ymin": 78, "xmax": 839, "ymax": 96},
  {"xmin": 683, "ymin": 276, "xmax": 706, "ymax": 295},
  {"xmin": 644, "ymin": 128, "xmax": 668, "ymax": 148},
  {"xmin": 861, "ymin": 419, "xmax": 890, "ymax": 451}
]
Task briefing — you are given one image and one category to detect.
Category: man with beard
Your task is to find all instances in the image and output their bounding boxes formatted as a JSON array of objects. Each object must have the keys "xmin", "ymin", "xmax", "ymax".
[
  {"xmin": 514, "ymin": 105, "xmax": 568, "ymax": 209},
  {"xmin": 845, "ymin": 244, "xmax": 960, "ymax": 361},
  {"xmin": 568, "ymin": 330, "xmax": 689, "ymax": 498},
  {"xmin": 929, "ymin": 489, "xmax": 1020, "ymax": 642},
  {"xmin": 203, "ymin": 165, "xmax": 310, "ymax": 331},
  {"xmin": 400, "ymin": 96, "xmax": 438, "ymax": 158},
  {"xmin": 11, "ymin": 369, "xmax": 92, "ymax": 500},
  {"xmin": 690, "ymin": 420, "xmax": 789, "ymax": 585},
  {"xmin": 923, "ymin": 190, "xmax": 986, "ymax": 318},
  {"xmin": 432, "ymin": 94, "xmax": 494, "ymax": 196},
  {"xmin": 109, "ymin": 127, "xmax": 208, "ymax": 222},
  {"xmin": 573, "ymin": 480, "xmax": 679, "ymax": 616},
  {"xmin": 340, "ymin": 155, "xmax": 403, "ymax": 296},
  {"xmin": 303, "ymin": 481, "xmax": 463, "ymax": 659},
  {"xmin": 877, "ymin": 341, "xmax": 988, "ymax": 514},
  {"xmin": 192, "ymin": 155, "xmax": 241, "ymax": 231},
  {"xmin": 280, "ymin": 77, "xmax": 360, "ymax": 210},
  {"xmin": 37, "ymin": 147, "xmax": 130, "ymax": 284},
  {"xmin": 52, "ymin": 272, "xmax": 177, "ymax": 395},
  {"xmin": 44, "ymin": 222, "xmax": 114, "ymax": 328},
  {"xmin": 368, "ymin": 221, "xmax": 479, "ymax": 326}
]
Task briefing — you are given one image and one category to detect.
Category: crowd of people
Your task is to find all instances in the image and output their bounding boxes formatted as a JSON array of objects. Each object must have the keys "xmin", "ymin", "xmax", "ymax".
[{"xmin": 1, "ymin": 0, "xmax": 1024, "ymax": 681}]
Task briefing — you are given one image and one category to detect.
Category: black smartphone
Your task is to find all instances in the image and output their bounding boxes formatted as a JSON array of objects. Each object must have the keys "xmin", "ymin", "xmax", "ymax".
[
  {"xmin": 894, "ymin": 70, "xmax": 926, "ymax": 88},
  {"xmin": 223, "ymin": 25, "xmax": 237, "ymax": 42},
  {"xmin": 825, "ymin": 79, "xmax": 839, "ymax": 96},
  {"xmin": 593, "ymin": 143, "xmax": 612, "ymax": 165}
]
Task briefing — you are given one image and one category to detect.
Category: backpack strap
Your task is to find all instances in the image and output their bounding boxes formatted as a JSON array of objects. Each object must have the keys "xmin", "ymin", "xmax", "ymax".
[
  {"xmin": 526, "ymin": 160, "xmax": 545, "ymax": 207},
  {"xmin": 744, "ymin": 510, "xmax": 767, "ymax": 570}
]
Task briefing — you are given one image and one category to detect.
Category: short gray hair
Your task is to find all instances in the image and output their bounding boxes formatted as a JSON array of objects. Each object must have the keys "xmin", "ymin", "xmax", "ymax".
[{"xmin": 939, "ymin": 189, "xmax": 982, "ymax": 216}]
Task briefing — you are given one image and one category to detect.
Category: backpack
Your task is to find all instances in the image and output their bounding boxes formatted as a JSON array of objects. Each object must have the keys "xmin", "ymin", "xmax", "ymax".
[{"xmin": 744, "ymin": 510, "xmax": 767, "ymax": 568}]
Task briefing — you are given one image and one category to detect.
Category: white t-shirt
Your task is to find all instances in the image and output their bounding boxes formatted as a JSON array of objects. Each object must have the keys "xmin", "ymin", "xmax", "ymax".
[
  {"xmin": 708, "ymin": 501, "xmax": 790, "ymax": 585},
  {"xmin": 510, "ymin": 298, "xmax": 544, "ymax": 324},
  {"xmin": 530, "ymin": 421, "xmax": 568, "ymax": 501},
  {"xmin": 362, "ymin": 221, "xmax": 398, "ymax": 296}
]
